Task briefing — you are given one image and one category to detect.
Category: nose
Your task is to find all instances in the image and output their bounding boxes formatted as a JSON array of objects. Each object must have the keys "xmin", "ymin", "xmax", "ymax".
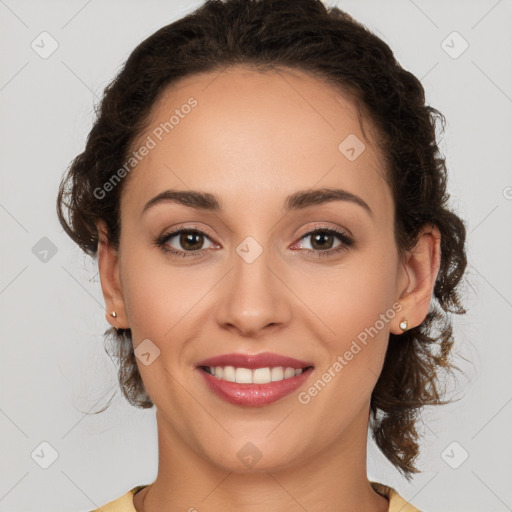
[{"xmin": 214, "ymin": 241, "xmax": 292, "ymax": 338}]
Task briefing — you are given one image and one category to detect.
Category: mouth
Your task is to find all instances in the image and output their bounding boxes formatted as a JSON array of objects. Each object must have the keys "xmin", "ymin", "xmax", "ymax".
[
  {"xmin": 199, "ymin": 364, "xmax": 314, "ymax": 384},
  {"xmin": 195, "ymin": 352, "xmax": 314, "ymax": 407}
]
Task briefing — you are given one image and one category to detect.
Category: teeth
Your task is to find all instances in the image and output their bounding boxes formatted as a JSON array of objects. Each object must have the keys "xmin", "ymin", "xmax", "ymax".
[
  {"xmin": 236, "ymin": 367, "xmax": 253, "ymax": 383},
  {"xmin": 271, "ymin": 367, "xmax": 283, "ymax": 381},
  {"xmin": 223, "ymin": 366, "xmax": 236, "ymax": 382},
  {"xmin": 253, "ymin": 367, "xmax": 271, "ymax": 384},
  {"xmin": 284, "ymin": 367, "xmax": 295, "ymax": 379},
  {"xmin": 207, "ymin": 366, "xmax": 304, "ymax": 384}
]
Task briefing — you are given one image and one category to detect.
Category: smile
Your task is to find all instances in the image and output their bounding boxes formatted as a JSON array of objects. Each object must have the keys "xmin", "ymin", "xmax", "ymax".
[
  {"xmin": 196, "ymin": 352, "xmax": 315, "ymax": 407},
  {"xmin": 201, "ymin": 365, "xmax": 309, "ymax": 384}
]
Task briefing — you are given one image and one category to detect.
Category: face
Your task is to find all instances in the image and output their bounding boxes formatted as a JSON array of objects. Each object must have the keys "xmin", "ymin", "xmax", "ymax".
[{"xmin": 99, "ymin": 66, "xmax": 415, "ymax": 472}]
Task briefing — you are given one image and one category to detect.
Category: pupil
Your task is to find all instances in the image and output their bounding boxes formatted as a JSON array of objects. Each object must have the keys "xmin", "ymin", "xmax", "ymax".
[
  {"xmin": 312, "ymin": 233, "xmax": 332, "ymax": 250},
  {"xmin": 181, "ymin": 232, "xmax": 202, "ymax": 250}
]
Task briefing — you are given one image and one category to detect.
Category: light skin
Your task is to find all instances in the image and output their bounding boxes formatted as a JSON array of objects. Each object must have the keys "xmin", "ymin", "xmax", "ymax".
[{"xmin": 96, "ymin": 66, "xmax": 440, "ymax": 512}]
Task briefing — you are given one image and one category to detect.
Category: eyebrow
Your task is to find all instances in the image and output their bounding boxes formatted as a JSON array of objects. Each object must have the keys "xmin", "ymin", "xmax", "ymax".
[{"xmin": 141, "ymin": 187, "xmax": 373, "ymax": 218}]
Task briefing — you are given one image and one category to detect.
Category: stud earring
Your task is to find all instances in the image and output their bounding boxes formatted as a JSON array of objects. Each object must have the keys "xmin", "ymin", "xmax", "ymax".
[
  {"xmin": 399, "ymin": 318, "xmax": 408, "ymax": 332},
  {"xmin": 110, "ymin": 311, "xmax": 117, "ymax": 318}
]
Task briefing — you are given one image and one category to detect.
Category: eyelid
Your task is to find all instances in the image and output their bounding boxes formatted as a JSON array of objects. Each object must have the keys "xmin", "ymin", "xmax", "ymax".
[
  {"xmin": 158, "ymin": 222, "xmax": 216, "ymax": 241},
  {"xmin": 294, "ymin": 223, "xmax": 352, "ymax": 240},
  {"xmin": 155, "ymin": 222, "xmax": 354, "ymax": 257}
]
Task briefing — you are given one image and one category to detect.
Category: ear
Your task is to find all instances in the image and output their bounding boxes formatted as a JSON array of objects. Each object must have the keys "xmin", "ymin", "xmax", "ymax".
[
  {"xmin": 392, "ymin": 223, "xmax": 441, "ymax": 334},
  {"xmin": 96, "ymin": 220, "xmax": 129, "ymax": 329}
]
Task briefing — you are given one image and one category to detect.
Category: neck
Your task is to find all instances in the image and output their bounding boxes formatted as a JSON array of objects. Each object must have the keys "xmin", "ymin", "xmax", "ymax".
[{"xmin": 136, "ymin": 407, "xmax": 389, "ymax": 512}]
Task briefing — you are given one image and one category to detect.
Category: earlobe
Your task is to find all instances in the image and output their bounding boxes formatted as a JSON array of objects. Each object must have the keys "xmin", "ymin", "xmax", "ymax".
[
  {"xmin": 393, "ymin": 224, "xmax": 441, "ymax": 335},
  {"xmin": 96, "ymin": 221, "xmax": 129, "ymax": 329}
]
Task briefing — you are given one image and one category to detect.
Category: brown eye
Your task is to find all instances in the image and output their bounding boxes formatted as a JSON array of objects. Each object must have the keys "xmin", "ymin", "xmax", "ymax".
[
  {"xmin": 293, "ymin": 227, "xmax": 354, "ymax": 258},
  {"xmin": 309, "ymin": 231, "xmax": 336, "ymax": 250},
  {"xmin": 156, "ymin": 229, "xmax": 215, "ymax": 257},
  {"xmin": 178, "ymin": 231, "xmax": 205, "ymax": 251}
]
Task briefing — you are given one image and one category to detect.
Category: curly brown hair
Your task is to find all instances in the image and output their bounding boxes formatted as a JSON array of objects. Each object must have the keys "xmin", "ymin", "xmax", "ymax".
[{"xmin": 56, "ymin": 0, "xmax": 468, "ymax": 479}]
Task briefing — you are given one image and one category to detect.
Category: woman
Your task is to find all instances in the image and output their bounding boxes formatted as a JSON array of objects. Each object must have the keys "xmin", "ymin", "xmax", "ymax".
[{"xmin": 57, "ymin": 0, "xmax": 467, "ymax": 510}]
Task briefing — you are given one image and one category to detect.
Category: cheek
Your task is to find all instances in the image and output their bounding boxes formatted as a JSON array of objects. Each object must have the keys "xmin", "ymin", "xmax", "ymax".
[
  {"xmin": 296, "ymin": 264, "xmax": 397, "ymax": 430},
  {"xmin": 119, "ymin": 246, "xmax": 213, "ymax": 342},
  {"xmin": 294, "ymin": 251, "xmax": 398, "ymax": 402},
  {"xmin": 118, "ymin": 249, "xmax": 205, "ymax": 396},
  {"xmin": 295, "ymin": 252, "xmax": 397, "ymax": 342}
]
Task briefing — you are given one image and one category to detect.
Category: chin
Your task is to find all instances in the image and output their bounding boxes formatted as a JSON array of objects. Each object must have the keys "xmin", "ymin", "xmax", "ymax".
[{"xmin": 199, "ymin": 435, "xmax": 307, "ymax": 474}]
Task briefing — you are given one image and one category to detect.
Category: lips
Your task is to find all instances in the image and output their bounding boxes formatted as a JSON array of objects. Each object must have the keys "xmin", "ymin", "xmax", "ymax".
[
  {"xmin": 196, "ymin": 352, "xmax": 314, "ymax": 407},
  {"xmin": 196, "ymin": 352, "xmax": 313, "ymax": 369}
]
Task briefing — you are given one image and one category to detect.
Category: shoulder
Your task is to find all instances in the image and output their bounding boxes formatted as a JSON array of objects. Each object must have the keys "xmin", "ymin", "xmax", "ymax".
[
  {"xmin": 89, "ymin": 485, "xmax": 149, "ymax": 512},
  {"xmin": 370, "ymin": 481, "xmax": 422, "ymax": 512}
]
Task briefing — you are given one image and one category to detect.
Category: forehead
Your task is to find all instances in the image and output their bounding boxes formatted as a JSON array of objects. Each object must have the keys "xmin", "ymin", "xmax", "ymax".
[{"xmin": 123, "ymin": 66, "xmax": 392, "ymax": 223}]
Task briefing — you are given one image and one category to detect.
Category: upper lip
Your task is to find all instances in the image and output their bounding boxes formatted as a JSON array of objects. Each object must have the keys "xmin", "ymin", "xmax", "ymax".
[{"xmin": 196, "ymin": 352, "xmax": 313, "ymax": 370}]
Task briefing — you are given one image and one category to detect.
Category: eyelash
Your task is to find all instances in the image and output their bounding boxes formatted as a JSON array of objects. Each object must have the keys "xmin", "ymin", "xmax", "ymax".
[{"xmin": 154, "ymin": 225, "xmax": 354, "ymax": 259}]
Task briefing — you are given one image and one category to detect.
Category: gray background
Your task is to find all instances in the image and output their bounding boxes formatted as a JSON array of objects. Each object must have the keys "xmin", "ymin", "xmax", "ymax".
[{"xmin": 1, "ymin": 0, "xmax": 511, "ymax": 510}]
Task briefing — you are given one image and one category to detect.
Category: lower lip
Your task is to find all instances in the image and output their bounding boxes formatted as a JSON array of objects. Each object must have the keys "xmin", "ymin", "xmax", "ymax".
[{"xmin": 198, "ymin": 367, "xmax": 314, "ymax": 407}]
